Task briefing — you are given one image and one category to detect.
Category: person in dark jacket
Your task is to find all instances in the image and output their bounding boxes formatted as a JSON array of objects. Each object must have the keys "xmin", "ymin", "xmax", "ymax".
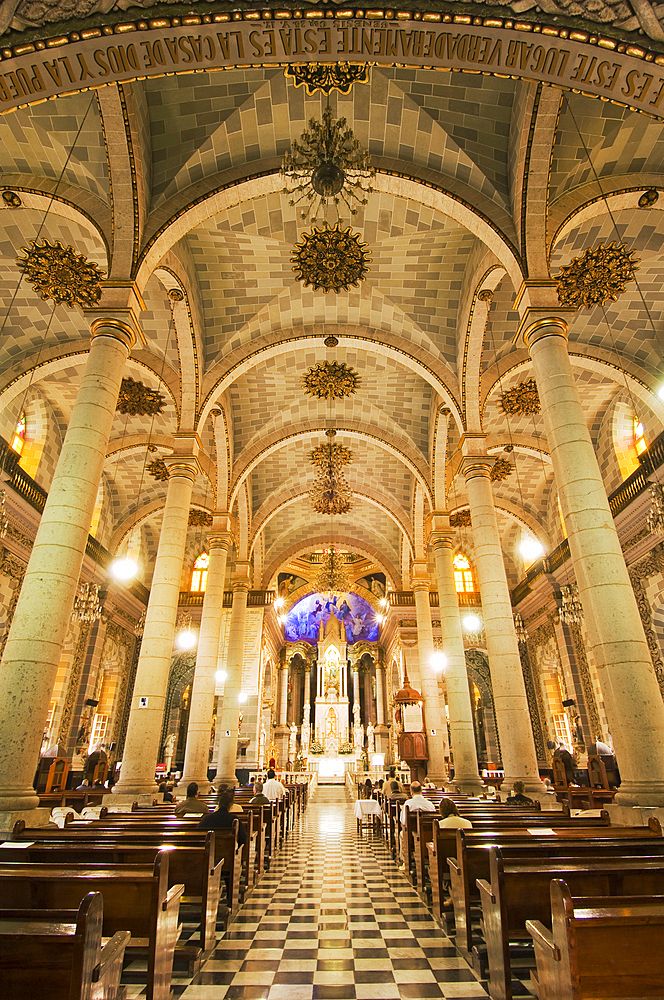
[
  {"xmin": 197, "ymin": 784, "xmax": 247, "ymax": 846},
  {"xmin": 553, "ymin": 742, "xmax": 576, "ymax": 783},
  {"xmin": 506, "ymin": 780, "xmax": 534, "ymax": 806}
]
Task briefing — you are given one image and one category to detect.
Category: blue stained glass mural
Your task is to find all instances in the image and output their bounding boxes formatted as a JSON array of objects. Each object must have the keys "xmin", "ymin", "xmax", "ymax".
[{"xmin": 284, "ymin": 592, "xmax": 379, "ymax": 646}]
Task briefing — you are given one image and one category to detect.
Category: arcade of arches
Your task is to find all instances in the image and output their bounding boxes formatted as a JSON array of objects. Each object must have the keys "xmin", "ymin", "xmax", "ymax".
[{"xmin": 3, "ymin": 0, "xmax": 664, "ymax": 832}]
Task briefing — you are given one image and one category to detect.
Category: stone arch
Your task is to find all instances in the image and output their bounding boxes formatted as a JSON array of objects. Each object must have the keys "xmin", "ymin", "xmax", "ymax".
[
  {"xmin": 262, "ymin": 536, "xmax": 400, "ymax": 595},
  {"xmin": 159, "ymin": 651, "xmax": 196, "ymax": 770},
  {"xmin": 465, "ymin": 649, "xmax": 500, "ymax": 767}
]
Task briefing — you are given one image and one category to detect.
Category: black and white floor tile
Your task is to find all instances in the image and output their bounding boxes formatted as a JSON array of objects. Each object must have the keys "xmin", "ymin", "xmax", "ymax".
[{"xmin": 125, "ymin": 787, "xmax": 535, "ymax": 1000}]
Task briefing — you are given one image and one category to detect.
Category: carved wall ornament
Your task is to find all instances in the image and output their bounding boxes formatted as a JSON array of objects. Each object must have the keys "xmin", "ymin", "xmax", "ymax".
[
  {"xmin": 478, "ymin": 289, "xmax": 494, "ymax": 302},
  {"xmin": 16, "ymin": 239, "xmax": 104, "ymax": 307},
  {"xmin": 188, "ymin": 509, "xmax": 213, "ymax": 527},
  {"xmin": 292, "ymin": 224, "xmax": 370, "ymax": 293},
  {"xmin": 324, "ymin": 335, "xmax": 339, "ymax": 347},
  {"xmin": 147, "ymin": 458, "xmax": 169, "ymax": 482},
  {"xmin": 2, "ymin": 190, "xmax": 21, "ymax": 207},
  {"xmin": 499, "ymin": 377, "xmax": 541, "ymax": 415},
  {"xmin": 302, "ymin": 360, "xmax": 361, "ymax": 400},
  {"xmin": 490, "ymin": 457, "xmax": 513, "ymax": 482},
  {"xmin": 639, "ymin": 188, "xmax": 659, "ymax": 208},
  {"xmin": 284, "ymin": 62, "xmax": 370, "ymax": 95},
  {"xmin": 450, "ymin": 509, "xmax": 472, "ymax": 527},
  {"xmin": 116, "ymin": 377, "xmax": 165, "ymax": 416},
  {"xmin": 556, "ymin": 242, "xmax": 639, "ymax": 309},
  {"xmin": 167, "ymin": 288, "xmax": 184, "ymax": 302}
]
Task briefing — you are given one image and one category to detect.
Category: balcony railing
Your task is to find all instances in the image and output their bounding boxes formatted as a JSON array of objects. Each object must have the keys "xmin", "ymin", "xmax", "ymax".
[
  {"xmin": 388, "ymin": 590, "xmax": 480, "ymax": 608},
  {"xmin": 179, "ymin": 590, "xmax": 275, "ymax": 608}
]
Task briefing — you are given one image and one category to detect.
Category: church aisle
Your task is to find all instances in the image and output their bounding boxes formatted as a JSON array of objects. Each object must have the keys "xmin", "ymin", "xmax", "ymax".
[{"xmin": 179, "ymin": 788, "xmax": 491, "ymax": 1000}]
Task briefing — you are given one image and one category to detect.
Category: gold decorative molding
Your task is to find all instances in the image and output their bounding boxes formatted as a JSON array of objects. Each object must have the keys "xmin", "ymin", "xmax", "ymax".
[
  {"xmin": 189, "ymin": 509, "xmax": 213, "ymax": 527},
  {"xmin": 556, "ymin": 242, "xmax": 639, "ymax": 310},
  {"xmin": 2, "ymin": 190, "xmax": 21, "ymax": 207},
  {"xmin": 490, "ymin": 457, "xmax": 513, "ymax": 482},
  {"xmin": 638, "ymin": 188, "xmax": 659, "ymax": 207},
  {"xmin": 499, "ymin": 377, "xmax": 540, "ymax": 415},
  {"xmin": 292, "ymin": 224, "xmax": 370, "ymax": 293},
  {"xmin": 302, "ymin": 360, "xmax": 360, "ymax": 400},
  {"xmin": 116, "ymin": 377, "xmax": 165, "ymax": 416},
  {"xmin": 310, "ymin": 440, "xmax": 353, "ymax": 471},
  {"xmin": 147, "ymin": 458, "xmax": 169, "ymax": 482},
  {"xmin": 450, "ymin": 509, "xmax": 472, "ymax": 527},
  {"xmin": 285, "ymin": 63, "xmax": 371, "ymax": 95},
  {"xmin": 16, "ymin": 239, "xmax": 104, "ymax": 308}
]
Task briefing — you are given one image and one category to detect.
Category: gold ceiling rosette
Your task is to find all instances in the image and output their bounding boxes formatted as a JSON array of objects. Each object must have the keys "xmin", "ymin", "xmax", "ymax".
[
  {"xmin": 302, "ymin": 360, "xmax": 361, "ymax": 400},
  {"xmin": 292, "ymin": 223, "xmax": 371, "ymax": 293},
  {"xmin": 490, "ymin": 457, "xmax": 514, "ymax": 482},
  {"xmin": 16, "ymin": 238, "xmax": 104, "ymax": 307},
  {"xmin": 117, "ymin": 377, "xmax": 165, "ymax": 416},
  {"xmin": 556, "ymin": 242, "xmax": 639, "ymax": 309},
  {"xmin": 499, "ymin": 377, "xmax": 541, "ymax": 416}
]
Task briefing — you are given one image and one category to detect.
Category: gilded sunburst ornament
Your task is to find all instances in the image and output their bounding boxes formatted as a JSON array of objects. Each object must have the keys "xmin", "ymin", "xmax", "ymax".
[
  {"xmin": 292, "ymin": 224, "xmax": 370, "ymax": 293},
  {"xmin": 147, "ymin": 458, "xmax": 169, "ymax": 482},
  {"xmin": 188, "ymin": 509, "xmax": 213, "ymax": 527},
  {"xmin": 16, "ymin": 239, "xmax": 104, "ymax": 307},
  {"xmin": 490, "ymin": 457, "xmax": 514, "ymax": 482},
  {"xmin": 499, "ymin": 378, "xmax": 540, "ymax": 416},
  {"xmin": 117, "ymin": 377, "xmax": 165, "ymax": 416},
  {"xmin": 284, "ymin": 63, "xmax": 370, "ymax": 96},
  {"xmin": 302, "ymin": 361, "xmax": 361, "ymax": 400},
  {"xmin": 556, "ymin": 242, "xmax": 638, "ymax": 309}
]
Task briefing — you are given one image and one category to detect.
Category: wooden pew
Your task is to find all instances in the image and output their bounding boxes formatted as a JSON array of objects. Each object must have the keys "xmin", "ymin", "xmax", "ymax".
[
  {"xmin": 478, "ymin": 848, "xmax": 664, "ymax": 1000},
  {"xmin": 0, "ymin": 891, "xmax": 129, "ymax": 1000},
  {"xmin": 0, "ymin": 852, "xmax": 183, "ymax": 1000},
  {"xmin": 527, "ymin": 879, "xmax": 664, "ymax": 1000},
  {"xmin": 448, "ymin": 820, "xmax": 663, "ymax": 960},
  {"xmin": 0, "ymin": 833, "xmax": 222, "ymax": 955},
  {"xmin": 413, "ymin": 811, "xmax": 439, "ymax": 897}
]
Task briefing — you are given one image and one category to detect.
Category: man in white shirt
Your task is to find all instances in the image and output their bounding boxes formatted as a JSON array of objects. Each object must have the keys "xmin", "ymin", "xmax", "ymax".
[
  {"xmin": 263, "ymin": 768, "xmax": 286, "ymax": 801},
  {"xmin": 399, "ymin": 781, "xmax": 437, "ymax": 869}
]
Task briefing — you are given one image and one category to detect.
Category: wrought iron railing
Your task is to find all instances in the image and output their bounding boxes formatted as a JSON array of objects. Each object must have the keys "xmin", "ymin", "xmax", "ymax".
[{"xmin": 179, "ymin": 590, "xmax": 275, "ymax": 608}]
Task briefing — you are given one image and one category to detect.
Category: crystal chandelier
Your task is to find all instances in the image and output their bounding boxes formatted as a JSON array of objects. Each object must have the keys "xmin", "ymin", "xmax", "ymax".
[
  {"xmin": 513, "ymin": 611, "xmax": 529, "ymax": 645},
  {"xmin": 309, "ymin": 430, "xmax": 354, "ymax": 515},
  {"xmin": 282, "ymin": 105, "xmax": 374, "ymax": 223},
  {"xmin": 0, "ymin": 489, "xmax": 8, "ymax": 539},
  {"xmin": 647, "ymin": 483, "xmax": 664, "ymax": 534},
  {"xmin": 71, "ymin": 582, "xmax": 103, "ymax": 624},
  {"xmin": 314, "ymin": 547, "xmax": 351, "ymax": 597},
  {"xmin": 558, "ymin": 583, "xmax": 584, "ymax": 626}
]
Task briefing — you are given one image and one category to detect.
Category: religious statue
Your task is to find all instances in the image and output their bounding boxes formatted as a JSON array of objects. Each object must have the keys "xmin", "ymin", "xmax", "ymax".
[
  {"xmin": 288, "ymin": 723, "xmax": 297, "ymax": 761},
  {"xmin": 353, "ymin": 718, "xmax": 364, "ymax": 752},
  {"xmin": 301, "ymin": 705, "xmax": 311, "ymax": 756},
  {"xmin": 258, "ymin": 726, "xmax": 266, "ymax": 770},
  {"xmin": 353, "ymin": 701, "xmax": 361, "ymax": 725},
  {"xmin": 366, "ymin": 721, "xmax": 375, "ymax": 754},
  {"xmin": 324, "ymin": 707, "xmax": 339, "ymax": 755},
  {"xmin": 164, "ymin": 732, "xmax": 177, "ymax": 772}
]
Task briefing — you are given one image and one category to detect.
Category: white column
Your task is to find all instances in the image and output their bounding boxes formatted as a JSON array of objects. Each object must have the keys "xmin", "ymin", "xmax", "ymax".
[
  {"xmin": 177, "ymin": 522, "xmax": 232, "ymax": 792},
  {"xmin": 412, "ymin": 563, "xmax": 448, "ymax": 783},
  {"xmin": 215, "ymin": 564, "xmax": 251, "ymax": 784},
  {"xmin": 520, "ymin": 308, "xmax": 664, "ymax": 805},
  {"xmin": 461, "ymin": 444, "xmax": 541, "ymax": 792},
  {"xmin": 0, "ymin": 303, "xmax": 139, "ymax": 817},
  {"xmin": 113, "ymin": 453, "xmax": 199, "ymax": 796},
  {"xmin": 376, "ymin": 663, "xmax": 385, "ymax": 726},
  {"xmin": 278, "ymin": 664, "xmax": 289, "ymax": 727},
  {"xmin": 431, "ymin": 518, "xmax": 484, "ymax": 792}
]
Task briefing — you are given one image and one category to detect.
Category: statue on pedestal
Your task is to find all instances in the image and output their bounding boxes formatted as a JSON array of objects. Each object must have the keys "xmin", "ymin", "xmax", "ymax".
[
  {"xmin": 367, "ymin": 721, "xmax": 375, "ymax": 754},
  {"xmin": 353, "ymin": 711, "xmax": 364, "ymax": 752},
  {"xmin": 301, "ymin": 704, "xmax": 311, "ymax": 757},
  {"xmin": 288, "ymin": 723, "xmax": 297, "ymax": 762}
]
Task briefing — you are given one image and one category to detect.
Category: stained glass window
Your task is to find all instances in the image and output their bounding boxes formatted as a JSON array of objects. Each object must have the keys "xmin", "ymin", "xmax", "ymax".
[
  {"xmin": 190, "ymin": 551, "xmax": 210, "ymax": 593},
  {"xmin": 11, "ymin": 411, "xmax": 25, "ymax": 455},
  {"xmin": 634, "ymin": 418, "xmax": 647, "ymax": 457},
  {"xmin": 453, "ymin": 553, "xmax": 474, "ymax": 593}
]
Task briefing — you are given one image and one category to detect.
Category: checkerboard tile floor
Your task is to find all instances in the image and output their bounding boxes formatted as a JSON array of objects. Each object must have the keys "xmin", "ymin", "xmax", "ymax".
[{"xmin": 125, "ymin": 787, "xmax": 535, "ymax": 999}]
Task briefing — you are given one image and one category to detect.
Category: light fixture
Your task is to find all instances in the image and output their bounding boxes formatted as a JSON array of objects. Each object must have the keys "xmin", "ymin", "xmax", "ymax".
[
  {"xmin": 513, "ymin": 612, "xmax": 529, "ymax": 645},
  {"xmin": 308, "ymin": 429, "xmax": 354, "ymax": 515},
  {"xmin": 462, "ymin": 613, "xmax": 485, "ymax": 645},
  {"xmin": 274, "ymin": 596, "xmax": 285, "ymax": 609},
  {"xmin": 175, "ymin": 611, "xmax": 197, "ymax": 650},
  {"xmin": 558, "ymin": 583, "xmax": 584, "ymax": 626},
  {"xmin": 379, "ymin": 597, "xmax": 387, "ymax": 607},
  {"xmin": 520, "ymin": 535, "xmax": 544, "ymax": 564},
  {"xmin": 110, "ymin": 556, "xmax": 138, "ymax": 582},
  {"xmin": 376, "ymin": 614, "xmax": 385, "ymax": 626},
  {"xmin": 313, "ymin": 547, "xmax": 351, "ymax": 598},
  {"xmin": 430, "ymin": 652, "xmax": 446, "ymax": 674},
  {"xmin": 71, "ymin": 582, "xmax": 103, "ymax": 624},
  {"xmin": 215, "ymin": 669, "xmax": 227, "ymax": 683},
  {"xmin": 658, "ymin": 385, "xmax": 664, "ymax": 402},
  {"xmin": 647, "ymin": 483, "xmax": 664, "ymax": 535},
  {"xmin": 281, "ymin": 104, "xmax": 375, "ymax": 224},
  {"xmin": 238, "ymin": 692, "xmax": 248, "ymax": 704}
]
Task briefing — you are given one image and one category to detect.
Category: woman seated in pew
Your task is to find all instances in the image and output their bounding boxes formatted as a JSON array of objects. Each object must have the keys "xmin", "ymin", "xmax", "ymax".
[
  {"xmin": 438, "ymin": 797, "xmax": 473, "ymax": 829},
  {"xmin": 505, "ymin": 780, "xmax": 534, "ymax": 806},
  {"xmin": 197, "ymin": 784, "xmax": 247, "ymax": 847}
]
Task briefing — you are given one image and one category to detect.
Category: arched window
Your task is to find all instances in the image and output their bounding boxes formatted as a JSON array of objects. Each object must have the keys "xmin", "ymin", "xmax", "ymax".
[
  {"xmin": 190, "ymin": 551, "xmax": 209, "ymax": 593},
  {"xmin": 453, "ymin": 553, "xmax": 474, "ymax": 593},
  {"xmin": 11, "ymin": 410, "xmax": 25, "ymax": 456},
  {"xmin": 634, "ymin": 417, "xmax": 647, "ymax": 457}
]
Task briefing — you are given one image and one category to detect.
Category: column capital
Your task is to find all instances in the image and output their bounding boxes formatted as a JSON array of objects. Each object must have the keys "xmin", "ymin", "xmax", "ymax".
[
  {"xmin": 410, "ymin": 560, "xmax": 430, "ymax": 592},
  {"xmin": 459, "ymin": 454, "xmax": 494, "ymax": 482},
  {"xmin": 515, "ymin": 310, "xmax": 573, "ymax": 351},
  {"xmin": 232, "ymin": 559, "xmax": 252, "ymax": 590},
  {"xmin": 84, "ymin": 282, "xmax": 146, "ymax": 349},
  {"xmin": 207, "ymin": 531, "xmax": 233, "ymax": 551},
  {"xmin": 163, "ymin": 454, "xmax": 200, "ymax": 483},
  {"xmin": 211, "ymin": 512, "xmax": 233, "ymax": 535}
]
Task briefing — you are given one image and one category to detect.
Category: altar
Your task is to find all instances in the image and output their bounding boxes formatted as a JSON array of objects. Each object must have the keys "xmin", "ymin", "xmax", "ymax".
[{"xmin": 314, "ymin": 613, "xmax": 350, "ymax": 752}]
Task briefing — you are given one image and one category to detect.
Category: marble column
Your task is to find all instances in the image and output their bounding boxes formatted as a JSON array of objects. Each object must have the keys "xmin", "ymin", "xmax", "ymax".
[
  {"xmin": 278, "ymin": 664, "xmax": 289, "ymax": 727},
  {"xmin": 177, "ymin": 521, "xmax": 232, "ymax": 793},
  {"xmin": 375, "ymin": 662, "xmax": 386, "ymax": 726},
  {"xmin": 351, "ymin": 663, "xmax": 360, "ymax": 712},
  {"xmin": 113, "ymin": 452, "xmax": 199, "ymax": 797},
  {"xmin": 0, "ymin": 300, "xmax": 140, "ymax": 819},
  {"xmin": 518, "ymin": 301, "xmax": 664, "ymax": 805},
  {"xmin": 460, "ymin": 444, "xmax": 541, "ymax": 792},
  {"xmin": 430, "ymin": 517, "xmax": 484, "ymax": 792},
  {"xmin": 411, "ymin": 563, "xmax": 448, "ymax": 783},
  {"xmin": 215, "ymin": 564, "xmax": 251, "ymax": 784}
]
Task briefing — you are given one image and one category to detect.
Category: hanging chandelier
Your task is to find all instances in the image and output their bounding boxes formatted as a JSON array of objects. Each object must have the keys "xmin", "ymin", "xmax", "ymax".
[
  {"xmin": 558, "ymin": 583, "xmax": 584, "ymax": 626},
  {"xmin": 513, "ymin": 611, "xmax": 529, "ymax": 645},
  {"xmin": 314, "ymin": 547, "xmax": 351, "ymax": 597},
  {"xmin": 282, "ymin": 105, "xmax": 374, "ymax": 224},
  {"xmin": 71, "ymin": 582, "xmax": 103, "ymax": 624},
  {"xmin": 647, "ymin": 483, "xmax": 664, "ymax": 534},
  {"xmin": 308, "ymin": 430, "xmax": 354, "ymax": 515}
]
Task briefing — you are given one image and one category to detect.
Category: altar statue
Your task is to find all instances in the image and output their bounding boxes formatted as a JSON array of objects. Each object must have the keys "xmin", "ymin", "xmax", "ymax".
[
  {"xmin": 288, "ymin": 723, "xmax": 297, "ymax": 761},
  {"xmin": 301, "ymin": 705, "xmax": 311, "ymax": 756},
  {"xmin": 353, "ymin": 719, "xmax": 364, "ymax": 752},
  {"xmin": 324, "ymin": 707, "xmax": 339, "ymax": 755},
  {"xmin": 366, "ymin": 721, "xmax": 375, "ymax": 754}
]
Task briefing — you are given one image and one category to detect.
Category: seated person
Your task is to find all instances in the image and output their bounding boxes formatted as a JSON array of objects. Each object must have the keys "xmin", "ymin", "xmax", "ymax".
[
  {"xmin": 75, "ymin": 778, "xmax": 90, "ymax": 791},
  {"xmin": 386, "ymin": 778, "xmax": 406, "ymax": 798},
  {"xmin": 197, "ymin": 784, "xmax": 247, "ymax": 846},
  {"xmin": 250, "ymin": 780, "xmax": 270, "ymax": 805},
  {"xmin": 158, "ymin": 781, "xmax": 176, "ymax": 803},
  {"xmin": 263, "ymin": 768, "xmax": 286, "ymax": 801},
  {"xmin": 438, "ymin": 797, "xmax": 472, "ymax": 829},
  {"xmin": 362, "ymin": 777, "xmax": 373, "ymax": 799},
  {"xmin": 506, "ymin": 780, "xmax": 534, "ymax": 806},
  {"xmin": 400, "ymin": 781, "xmax": 437, "ymax": 824},
  {"xmin": 174, "ymin": 781, "xmax": 209, "ymax": 816}
]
